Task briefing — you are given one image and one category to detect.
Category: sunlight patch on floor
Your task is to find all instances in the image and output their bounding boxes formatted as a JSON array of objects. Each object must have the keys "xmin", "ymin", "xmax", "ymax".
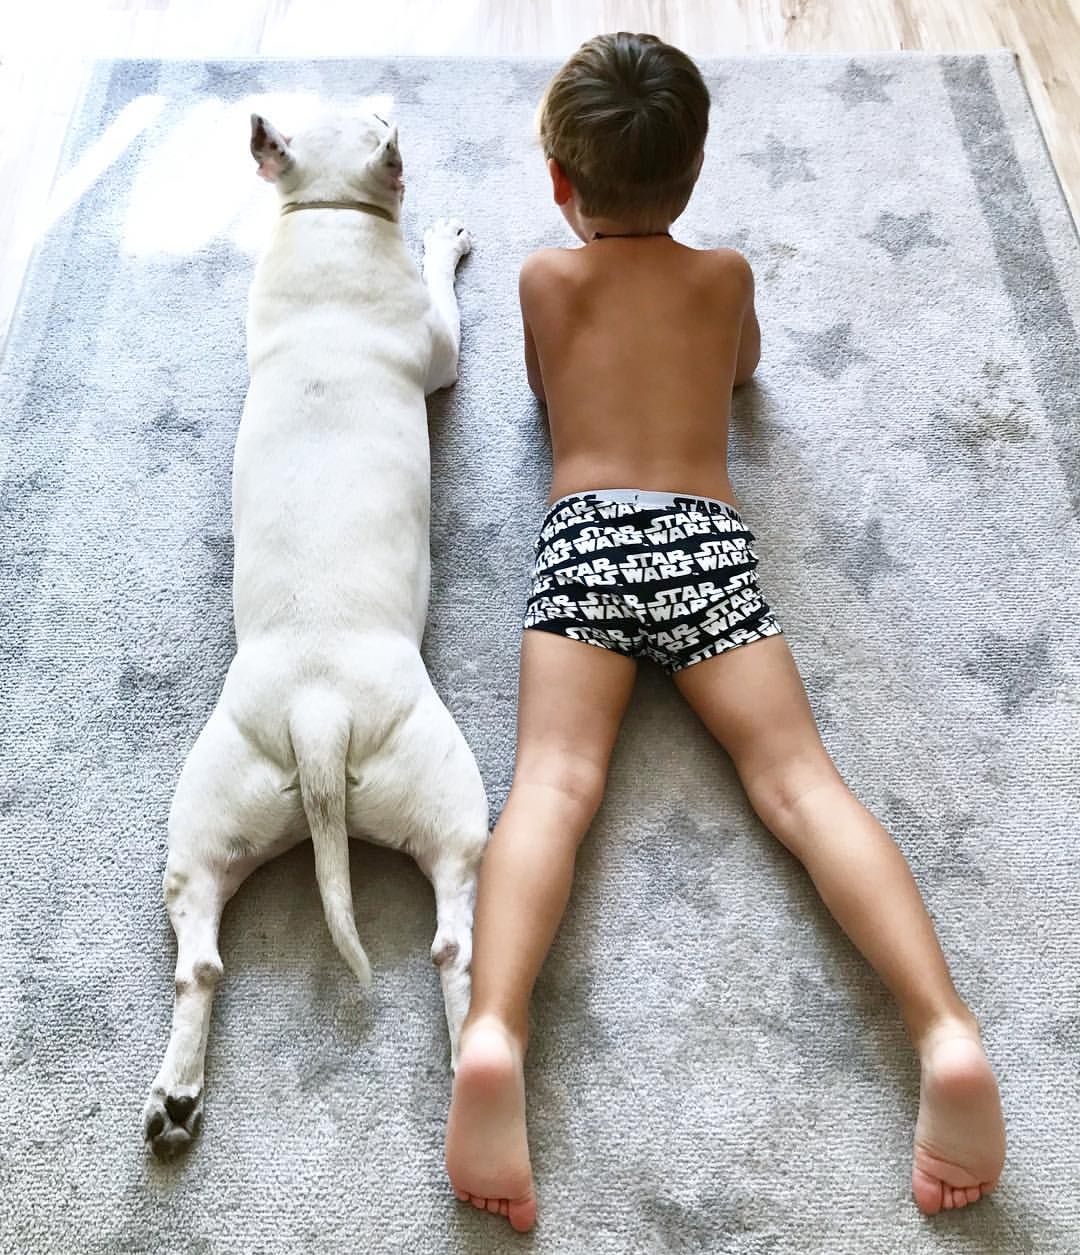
[
  {"xmin": 44, "ymin": 94, "xmax": 165, "ymax": 237},
  {"xmin": 119, "ymin": 91, "xmax": 396, "ymax": 257}
]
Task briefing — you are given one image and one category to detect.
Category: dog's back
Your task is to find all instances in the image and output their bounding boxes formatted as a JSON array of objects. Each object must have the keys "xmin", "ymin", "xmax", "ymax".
[{"xmin": 234, "ymin": 210, "xmax": 436, "ymax": 649}]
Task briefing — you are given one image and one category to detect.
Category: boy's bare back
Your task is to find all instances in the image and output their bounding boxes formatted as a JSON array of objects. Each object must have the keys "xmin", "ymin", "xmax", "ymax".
[{"xmin": 520, "ymin": 239, "xmax": 760, "ymax": 507}]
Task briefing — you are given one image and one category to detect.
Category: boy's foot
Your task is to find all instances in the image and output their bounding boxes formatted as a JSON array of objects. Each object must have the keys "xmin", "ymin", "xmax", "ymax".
[
  {"xmin": 912, "ymin": 1023, "xmax": 1006, "ymax": 1214},
  {"xmin": 445, "ymin": 1016, "xmax": 537, "ymax": 1233}
]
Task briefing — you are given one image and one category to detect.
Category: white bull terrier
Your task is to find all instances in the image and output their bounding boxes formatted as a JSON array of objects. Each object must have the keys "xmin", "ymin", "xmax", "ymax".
[{"xmin": 143, "ymin": 110, "xmax": 488, "ymax": 1157}]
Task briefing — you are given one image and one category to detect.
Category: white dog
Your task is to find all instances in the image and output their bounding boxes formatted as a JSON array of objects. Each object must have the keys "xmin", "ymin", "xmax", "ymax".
[{"xmin": 142, "ymin": 110, "xmax": 488, "ymax": 1157}]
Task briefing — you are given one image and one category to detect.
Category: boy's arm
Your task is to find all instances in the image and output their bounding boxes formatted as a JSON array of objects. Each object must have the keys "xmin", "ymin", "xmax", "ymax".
[
  {"xmin": 735, "ymin": 301, "xmax": 761, "ymax": 387},
  {"xmin": 523, "ymin": 314, "xmax": 546, "ymax": 405},
  {"xmin": 719, "ymin": 249, "xmax": 761, "ymax": 387},
  {"xmin": 519, "ymin": 254, "xmax": 547, "ymax": 405}
]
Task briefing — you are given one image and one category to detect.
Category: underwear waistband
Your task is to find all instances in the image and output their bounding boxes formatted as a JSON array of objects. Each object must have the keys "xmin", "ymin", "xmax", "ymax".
[{"xmin": 544, "ymin": 488, "xmax": 744, "ymax": 524}]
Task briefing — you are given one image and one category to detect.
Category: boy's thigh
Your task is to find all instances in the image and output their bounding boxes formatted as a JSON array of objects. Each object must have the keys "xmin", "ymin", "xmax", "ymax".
[
  {"xmin": 515, "ymin": 629, "xmax": 638, "ymax": 781},
  {"xmin": 672, "ymin": 634, "xmax": 838, "ymax": 790}
]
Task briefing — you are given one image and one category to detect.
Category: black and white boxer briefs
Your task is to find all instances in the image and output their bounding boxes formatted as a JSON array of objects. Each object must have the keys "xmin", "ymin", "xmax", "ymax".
[{"xmin": 523, "ymin": 489, "xmax": 783, "ymax": 674}]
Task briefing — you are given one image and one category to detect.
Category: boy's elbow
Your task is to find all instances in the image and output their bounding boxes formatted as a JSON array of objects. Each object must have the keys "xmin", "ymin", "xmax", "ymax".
[
  {"xmin": 733, "ymin": 311, "xmax": 761, "ymax": 387},
  {"xmin": 528, "ymin": 375, "xmax": 547, "ymax": 405},
  {"xmin": 734, "ymin": 352, "xmax": 760, "ymax": 388},
  {"xmin": 734, "ymin": 340, "xmax": 761, "ymax": 387}
]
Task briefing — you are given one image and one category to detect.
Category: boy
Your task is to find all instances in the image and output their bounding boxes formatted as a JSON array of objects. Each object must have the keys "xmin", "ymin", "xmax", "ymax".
[{"xmin": 445, "ymin": 32, "xmax": 1006, "ymax": 1232}]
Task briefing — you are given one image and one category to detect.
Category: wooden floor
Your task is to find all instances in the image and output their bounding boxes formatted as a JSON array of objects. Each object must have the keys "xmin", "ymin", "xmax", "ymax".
[{"xmin": 2, "ymin": 1, "xmax": 1079, "ymax": 349}]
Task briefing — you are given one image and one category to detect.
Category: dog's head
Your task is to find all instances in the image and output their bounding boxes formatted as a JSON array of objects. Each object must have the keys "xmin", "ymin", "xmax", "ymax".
[{"xmin": 250, "ymin": 109, "xmax": 405, "ymax": 216}]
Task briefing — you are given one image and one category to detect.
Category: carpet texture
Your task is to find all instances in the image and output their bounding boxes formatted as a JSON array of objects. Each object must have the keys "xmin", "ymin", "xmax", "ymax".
[{"xmin": 1, "ymin": 53, "xmax": 1078, "ymax": 1255}]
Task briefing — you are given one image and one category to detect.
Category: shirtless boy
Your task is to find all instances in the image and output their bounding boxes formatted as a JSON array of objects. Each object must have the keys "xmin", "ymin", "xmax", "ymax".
[{"xmin": 445, "ymin": 32, "xmax": 1006, "ymax": 1232}]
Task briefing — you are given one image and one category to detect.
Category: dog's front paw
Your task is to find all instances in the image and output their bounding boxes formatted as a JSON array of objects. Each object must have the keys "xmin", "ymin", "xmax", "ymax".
[
  {"xmin": 142, "ymin": 1084, "xmax": 204, "ymax": 1159},
  {"xmin": 425, "ymin": 217, "xmax": 471, "ymax": 260}
]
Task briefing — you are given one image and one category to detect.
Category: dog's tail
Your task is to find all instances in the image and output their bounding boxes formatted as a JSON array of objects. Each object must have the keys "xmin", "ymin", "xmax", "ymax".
[{"xmin": 289, "ymin": 690, "xmax": 372, "ymax": 986}]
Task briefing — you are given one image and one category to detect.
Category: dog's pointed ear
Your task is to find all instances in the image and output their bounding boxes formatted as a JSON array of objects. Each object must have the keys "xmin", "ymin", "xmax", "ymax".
[
  {"xmin": 250, "ymin": 114, "xmax": 294, "ymax": 183},
  {"xmin": 370, "ymin": 124, "xmax": 403, "ymax": 192}
]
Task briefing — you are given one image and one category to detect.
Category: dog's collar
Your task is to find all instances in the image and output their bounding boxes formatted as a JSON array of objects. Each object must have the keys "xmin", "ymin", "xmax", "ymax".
[{"xmin": 280, "ymin": 200, "xmax": 395, "ymax": 222}]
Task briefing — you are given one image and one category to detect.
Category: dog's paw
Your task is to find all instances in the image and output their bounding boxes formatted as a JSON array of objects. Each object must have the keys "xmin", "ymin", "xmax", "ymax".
[
  {"xmin": 142, "ymin": 1085, "xmax": 204, "ymax": 1159},
  {"xmin": 425, "ymin": 217, "xmax": 471, "ymax": 259}
]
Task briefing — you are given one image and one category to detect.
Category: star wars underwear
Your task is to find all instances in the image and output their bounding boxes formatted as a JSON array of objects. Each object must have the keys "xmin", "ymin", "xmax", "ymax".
[{"xmin": 523, "ymin": 489, "xmax": 783, "ymax": 674}]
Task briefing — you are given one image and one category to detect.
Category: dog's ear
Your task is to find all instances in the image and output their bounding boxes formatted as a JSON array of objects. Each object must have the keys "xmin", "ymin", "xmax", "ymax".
[
  {"xmin": 370, "ymin": 125, "xmax": 403, "ymax": 192},
  {"xmin": 250, "ymin": 114, "xmax": 294, "ymax": 183}
]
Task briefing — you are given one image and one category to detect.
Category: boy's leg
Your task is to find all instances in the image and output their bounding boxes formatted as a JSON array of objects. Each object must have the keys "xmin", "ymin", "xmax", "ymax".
[
  {"xmin": 446, "ymin": 629, "xmax": 637, "ymax": 1231},
  {"xmin": 673, "ymin": 634, "xmax": 1006, "ymax": 1214}
]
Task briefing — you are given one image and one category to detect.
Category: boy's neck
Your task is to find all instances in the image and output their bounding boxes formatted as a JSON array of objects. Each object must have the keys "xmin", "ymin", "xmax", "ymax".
[
  {"xmin": 572, "ymin": 209, "xmax": 674, "ymax": 243},
  {"xmin": 591, "ymin": 229, "xmax": 671, "ymax": 241}
]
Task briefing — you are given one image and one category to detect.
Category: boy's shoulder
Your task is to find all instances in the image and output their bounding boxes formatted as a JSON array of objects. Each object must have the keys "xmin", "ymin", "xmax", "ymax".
[
  {"xmin": 518, "ymin": 248, "xmax": 580, "ymax": 308},
  {"xmin": 519, "ymin": 247, "xmax": 576, "ymax": 279},
  {"xmin": 701, "ymin": 246, "xmax": 755, "ymax": 287},
  {"xmin": 518, "ymin": 244, "xmax": 754, "ymax": 308},
  {"xmin": 520, "ymin": 243, "xmax": 753, "ymax": 273}
]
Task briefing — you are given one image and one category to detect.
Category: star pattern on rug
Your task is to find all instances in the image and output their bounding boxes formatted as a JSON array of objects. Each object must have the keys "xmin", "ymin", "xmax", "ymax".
[
  {"xmin": 148, "ymin": 401, "xmax": 202, "ymax": 439},
  {"xmin": 740, "ymin": 135, "xmax": 818, "ymax": 189},
  {"xmin": 354, "ymin": 64, "xmax": 431, "ymax": 107},
  {"xmin": 437, "ymin": 135, "xmax": 514, "ymax": 175},
  {"xmin": 508, "ymin": 63, "xmax": 554, "ymax": 99},
  {"xmin": 950, "ymin": 397, "xmax": 1032, "ymax": 451},
  {"xmin": 962, "ymin": 625, "xmax": 1061, "ymax": 715},
  {"xmin": 788, "ymin": 321, "xmax": 866, "ymax": 377},
  {"xmin": 924, "ymin": 363, "xmax": 1034, "ymax": 476},
  {"xmin": 865, "ymin": 210, "xmax": 946, "ymax": 259},
  {"xmin": 802, "ymin": 666, "xmax": 841, "ymax": 724},
  {"xmin": 116, "ymin": 662, "xmax": 184, "ymax": 727},
  {"xmin": 825, "ymin": 61, "xmax": 895, "ymax": 106},
  {"xmin": 842, "ymin": 517, "xmax": 898, "ymax": 597},
  {"xmin": 1048, "ymin": 1015, "xmax": 1080, "ymax": 1059},
  {"xmin": 200, "ymin": 533, "xmax": 234, "ymax": 588},
  {"xmin": 804, "ymin": 515, "xmax": 899, "ymax": 597},
  {"xmin": 199, "ymin": 63, "xmax": 265, "ymax": 101},
  {"xmin": 142, "ymin": 400, "xmax": 206, "ymax": 476},
  {"xmin": 884, "ymin": 793, "xmax": 988, "ymax": 886},
  {"xmin": 764, "ymin": 241, "xmax": 799, "ymax": 280}
]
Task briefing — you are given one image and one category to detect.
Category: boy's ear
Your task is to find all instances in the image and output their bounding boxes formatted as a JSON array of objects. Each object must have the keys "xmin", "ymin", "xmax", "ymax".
[
  {"xmin": 250, "ymin": 114, "xmax": 294, "ymax": 182},
  {"xmin": 547, "ymin": 158, "xmax": 574, "ymax": 207}
]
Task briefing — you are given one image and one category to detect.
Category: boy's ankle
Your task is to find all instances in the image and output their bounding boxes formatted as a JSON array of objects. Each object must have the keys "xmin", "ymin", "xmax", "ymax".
[
  {"xmin": 911, "ymin": 1008, "xmax": 982, "ymax": 1055},
  {"xmin": 462, "ymin": 1010, "xmax": 528, "ymax": 1056}
]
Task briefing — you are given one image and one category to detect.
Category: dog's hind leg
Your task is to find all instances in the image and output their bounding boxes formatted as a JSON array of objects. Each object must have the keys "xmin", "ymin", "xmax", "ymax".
[
  {"xmin": 143, "ymin": 705, "xmax": 301, "ymax": 1157},
  {"xmin": 423, "ymin": 850, "xmax": 480, "ymax": 1073},
  {"xmin": 349, "ymin": 680, "xmax": 488, "ymax": 1068},
  {"xmin": 142, "ymin": 851, "xmax": 228, "ymax": 1157}
]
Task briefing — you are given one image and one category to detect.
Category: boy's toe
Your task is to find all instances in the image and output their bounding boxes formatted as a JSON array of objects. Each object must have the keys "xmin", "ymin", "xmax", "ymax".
[{"xmin": 508, "ymin": 1193, "xmax": 537, "ymax": 1233}]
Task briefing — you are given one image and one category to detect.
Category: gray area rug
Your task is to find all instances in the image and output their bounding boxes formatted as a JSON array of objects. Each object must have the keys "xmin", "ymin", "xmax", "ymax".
[{"xmin": 2, "ymin": 52, "xmax": 1078, "ymax": 1255}]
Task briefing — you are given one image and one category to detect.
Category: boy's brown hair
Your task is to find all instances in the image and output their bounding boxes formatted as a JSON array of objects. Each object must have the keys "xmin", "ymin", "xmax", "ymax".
[{"xmin": 538, "ymin": 32, "xmax": 710, "ymax": 223}]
